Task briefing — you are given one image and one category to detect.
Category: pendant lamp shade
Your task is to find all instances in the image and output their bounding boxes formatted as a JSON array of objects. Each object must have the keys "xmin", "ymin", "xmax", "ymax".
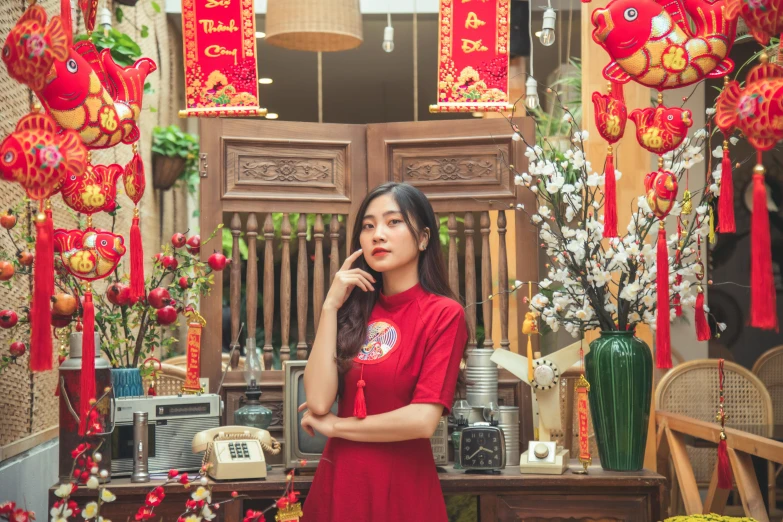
[{"xmin": 265, "ymin": 0, "xmax": 363, "ymax": 52}]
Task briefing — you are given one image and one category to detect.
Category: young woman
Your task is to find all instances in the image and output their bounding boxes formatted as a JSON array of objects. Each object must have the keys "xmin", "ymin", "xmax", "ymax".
[{"xmin": 300, "ymin": 182, "xmax": 468, "ymax": 522}]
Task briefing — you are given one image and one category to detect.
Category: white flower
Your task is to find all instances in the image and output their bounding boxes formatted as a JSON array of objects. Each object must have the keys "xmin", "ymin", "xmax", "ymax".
[
  {"xmin": 696, "ymin": 205, "xmax": 708, "ymax": 215},
  {"xmin": 717, "ymin": 322, "xmax": 727, "ymax": 332},
  {"xmin": 710, "ymin": 183, "xmax": 720, "ymax": 196},
  {"xmin": 730, "ymin": 136, "xmax": 738, "ymax": 145},
  {"xmin": 706, "ymin": 107, "xmax": 716, "ymax": 115},
  {"xmin": 86, "ymin": 476, "xmax": 99, "ymax": 490},
  {"xmin": 101, "ymin": 489, "xmax": 116, "ymax": 503},
  {"xmin": 516, "ymin": 203, "xmax": 525, "ymax": 211},
  {"xmin": 98, "ymin": 517, "xmax": 111, "ymax": 522},
  {"xmin": 512, "ymin": 132, "xmax": 522, "ymax": 142},
  {"xmin": 55, "ymin": 483, "xmax": 76, "ymax": 498},
  {"xmin": 531, "ymin": 186, "xmax": 538, "ymax": 193},
  {"xmin": 531, "ymin": 214, "xmax": 542, "ymax": 224},
  {"xmin": 202, "ymin": 506, "xmax": 217, "ymax": 521},
  {"xmin": 565, "ymin": 205, "xmax": 575, "ymax": 221},
  {"xmin": 642, "ymin": 294, "xmax": 655, "ymax": 308},
  {"xmin": 514, "ymin": 175, "xmax": 524, "ymax": 186},
  {"xmin": 572, "ymin": 130, "xmax": 589, "ymax": 142},
  {"xmin": 51, "ymin": 503, "xmax": 73, "ymax": 521},
  {"xmin": 592, "ymin": 269, "xmax": 612, "ymax": 287},
  {"xmin": 539, "ymin": 279, "xmax": 552, "ymax": 289},
  {"xmin": 545, "ymin": 174, "xmax": 565, "ymax": 194},
  {"xmin": 191, "ymin": 486, "xmax": 211, "ymax": 502},
  {"xmin": 184, "ymin": 517, "xmax": 202, "ymax": 522},
  {"xmin": 637, "ymin": 195, "xmax": 652, "ymax": 214},
  {"xmin": 712, "ymin": 145, "xmax": 723, "ymax": 158},
  {"xmin": 538, "ymin": 205, "xmax": 551, "ymax": 218},
  {"xmin": 620, "ymin": 282, "xmax": 642, "ymax": 301},
  {"xmin": 628, "ymin": 312, "xmax": 641, "ymax": 323},
  {"xmin": 82, "ymin": 503, "xmax": 98, "ymax": 520},
  {"xmin": 531, "ymin": 294, "xmax": 549, "ymax": 309},
  {"xmin": 561, "ymin": 183, "xmax": 575, "ymax": 194},
  {"xmin": 693, "ymin": 128, "xmax": 707, "ymax": 139}
]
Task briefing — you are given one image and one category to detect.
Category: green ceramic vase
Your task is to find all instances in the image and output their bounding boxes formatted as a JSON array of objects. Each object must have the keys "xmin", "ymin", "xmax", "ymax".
[{"xmin": 585, "ymin": 330, "xmax": 652, "ymax": 471}]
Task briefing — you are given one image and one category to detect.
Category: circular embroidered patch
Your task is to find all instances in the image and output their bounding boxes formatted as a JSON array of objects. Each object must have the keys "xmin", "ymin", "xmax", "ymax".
[
  {"xmin": 661, "ymin": 44, "xmax": 688, "ymax": 73},
  {"xmin": 355, "ymin": 320, "xmax": 400, "ymax": 364}
]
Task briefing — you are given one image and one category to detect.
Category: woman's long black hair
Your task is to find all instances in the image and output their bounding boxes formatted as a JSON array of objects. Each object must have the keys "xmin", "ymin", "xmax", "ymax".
[{"xmin": 335, "ymin": 182, "xmax": 468, "ymax": 396}]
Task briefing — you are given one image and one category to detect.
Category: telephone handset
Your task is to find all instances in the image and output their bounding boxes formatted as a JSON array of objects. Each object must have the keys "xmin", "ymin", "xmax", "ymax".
[{"xmin": 192, "ymin": 426, "xmax": 281, "ymax": 480}]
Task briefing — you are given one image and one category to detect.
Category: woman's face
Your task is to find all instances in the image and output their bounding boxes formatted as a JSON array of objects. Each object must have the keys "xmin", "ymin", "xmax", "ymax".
[{"xmin": 359, "ymin": 193, "xmax": 426, "ymax": 273}]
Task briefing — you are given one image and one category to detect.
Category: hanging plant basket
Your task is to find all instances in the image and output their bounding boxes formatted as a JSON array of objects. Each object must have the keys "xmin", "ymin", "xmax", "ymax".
[
  {"xmin": 114, "ymin": 0, "xmax": 140, "ymax": 5},
  {"xmin": 152, "ymin": 152, "xmax": 187, "ymax": 191}
]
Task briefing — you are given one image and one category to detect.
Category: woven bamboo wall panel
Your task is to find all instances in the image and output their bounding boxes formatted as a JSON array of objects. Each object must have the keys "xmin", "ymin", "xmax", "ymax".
[{"xmin": 0, "ymin": 0, "xmax": 188, "ymax": 451}]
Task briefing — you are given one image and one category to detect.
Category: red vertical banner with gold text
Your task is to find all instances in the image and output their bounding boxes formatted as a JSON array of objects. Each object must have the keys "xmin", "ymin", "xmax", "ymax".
[
  {"xmin": 180, "ymin": 0, "xmax": 266, "ymax": 117},
  {"xmin": 182, "ymin": 322, "xmax": 204, "ymax": 393},
  {"xmin": 576, "ymin": 374, "xmax": 592, "ymax": 466},
  {"xmin": 430, "ymin": 0, "xmax": 513, "ymax": 113}
]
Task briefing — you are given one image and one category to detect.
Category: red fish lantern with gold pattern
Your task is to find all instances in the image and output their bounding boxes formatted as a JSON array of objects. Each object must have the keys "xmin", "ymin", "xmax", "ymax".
[
  {"xmin": 60, "ymin": 163, "xmax": 122, "ymax": 215},
  {"xmin": 592, "ymin": 82, "xmax": 627, "ymax": 238},
  {"xmin": 630, "ymin": 105, "xmax": 692, "ymax": 155},
  {"xmin": 0, "ymin": 112, "xmax": 88, "ymax": 373},
  {"xmin": 54, "ymin": 227, "xmax": 126, "ymax": 435},
  {"xmin": 725, "ymin": 0, "xmax": 783, "ymax": 45},
  {"xmin": 591, "ymin": 0, "xmax": 736, "ymax": 90},
  {"xmin": 715, "ymin": 55, "xmax": 781, "ymax": 331}
]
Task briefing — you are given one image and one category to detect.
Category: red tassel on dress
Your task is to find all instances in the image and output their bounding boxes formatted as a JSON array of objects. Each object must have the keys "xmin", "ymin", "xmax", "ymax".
[
  {"xmin": 718, "ymin": 144, "xmax": 735, "ymax": 233},
  {"xmin": 749, "ymin": 160, "xmax": 778, "ymax": 330},
  {"xmin": 79, "ymin": 291, "xmax": 96, "ymax": 437},
  {"xmin": 353, "ymin": 363, "xmax": 368, "ymax": 419},
  {"xmin": 656, "ymin": 224, "xmax": 672, "ymax": 369},
  {"xmin": 30, "ymin": 210, "xmax": 54, "ymax": 372}
]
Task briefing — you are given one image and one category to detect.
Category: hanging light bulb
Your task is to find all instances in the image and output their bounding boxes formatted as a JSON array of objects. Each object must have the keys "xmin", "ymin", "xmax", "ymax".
[
  {"xmin": 525, "ymin": 77, "xmax": 539, "ymax": 110},
  {"xmin": 539, "ymin": 8, "xmax": 556, "ymax": 47},
  {"xmin": 382, "ymin": 13, "xmax": 394, "ymax": 53},
  {"xmin": 99, "ymin": 6, "xmax": 112, "ymax": 38}
]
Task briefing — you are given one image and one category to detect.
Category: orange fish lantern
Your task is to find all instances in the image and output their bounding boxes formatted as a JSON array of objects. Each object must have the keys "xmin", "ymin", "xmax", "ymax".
[
  {"xmin": 61, "ymin": 163, "xmax": 122, "ymax": 215},
  {"xmin": 725, "ymin": 0, "xmax": 783, "ymax": 45},
  {"xmin": 630, "ymin": 105, "xmax": 692, "ymax": 155},
  {"xmin": 715, "ymin": 55, "xmax": 780, "ymax": 331},
  {"xmin": 1, "ymin": 5, "xmax": 69, "ymax": 92},
  {"xmin": 645, "ymin": 169, "xmax": 678, "ymax": 369},
  {"xmin": 591, "ymin": 0, "xmax": 737, "ymax": 90},
  {"xmin": 592, "ymin": 82, "xmax": 628, "ymax": 237},
  {"xmin": 54, "ymin": 227, "xmax": 126, "ymax": 435},
  {"xmin": 0, "ymin": 112, "xmax": 87, "ymax": 373}
]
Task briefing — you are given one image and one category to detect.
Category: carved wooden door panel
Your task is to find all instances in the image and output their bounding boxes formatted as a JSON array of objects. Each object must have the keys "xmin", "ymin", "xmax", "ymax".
[{"xmin": 199, "ymin": 119, "xmax": 367, "ymax": 391}]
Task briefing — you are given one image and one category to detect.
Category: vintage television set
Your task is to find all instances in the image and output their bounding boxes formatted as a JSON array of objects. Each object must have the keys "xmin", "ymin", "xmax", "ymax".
[{"xmin": 283, "ymin": 360, "xmax": 338, "ymax": 470}]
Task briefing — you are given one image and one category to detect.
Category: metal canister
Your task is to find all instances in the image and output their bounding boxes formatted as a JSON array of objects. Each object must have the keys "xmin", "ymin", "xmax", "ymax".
[
  {"xmin": 131, "ymin": 412, "xmax": 150, "ymax": 483},
  {"xmin": 59, "ymin": 332, "xmax": 112, "ymax": 483},
  {"xmin": 499, "ymin": 406, "xmax": 520, "ymax": 467},
  {"xmin": 465, "ymin": 348, "xmax": 498, "ymax": 407}
]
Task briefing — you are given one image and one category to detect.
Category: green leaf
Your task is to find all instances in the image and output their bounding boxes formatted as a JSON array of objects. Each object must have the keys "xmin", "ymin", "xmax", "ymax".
[
  {"xmin": 152, "ymin": 1, "xmax": 161, "ymax": 13},
  {"xmin": 115, "ymin": 7, "xmax": 124, "ymax": 23},
  {"xmin": 149, "ymin": 106, "xmax": 157, "ymax": 113},
  {"xmin": 141, "ymin": 25, "xmax": 149, "ymax": 38}
]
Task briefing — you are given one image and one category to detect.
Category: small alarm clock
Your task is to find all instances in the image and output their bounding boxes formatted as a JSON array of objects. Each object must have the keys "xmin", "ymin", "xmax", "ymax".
[{"xmin": 458, "ymin": 421, "xmax": 506, "ymax": 473}]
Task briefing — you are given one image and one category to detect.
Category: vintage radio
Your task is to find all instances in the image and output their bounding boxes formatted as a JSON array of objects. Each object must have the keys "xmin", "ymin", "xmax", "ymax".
[{"xmin": 111, "ymin": 394, "xmax": 221, "ymax": 477}]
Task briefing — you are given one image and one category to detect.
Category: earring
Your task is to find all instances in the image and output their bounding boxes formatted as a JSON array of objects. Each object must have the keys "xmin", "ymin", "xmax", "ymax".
[{"xmin": 420, "ymin": 243, "xmax": 426, "ymax": 251}]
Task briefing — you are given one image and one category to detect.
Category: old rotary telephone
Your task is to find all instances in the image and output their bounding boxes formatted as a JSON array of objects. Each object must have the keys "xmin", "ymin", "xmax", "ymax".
[{"xmin": 192, "ymin": 426, "xmax": 281, "ymax": 480}]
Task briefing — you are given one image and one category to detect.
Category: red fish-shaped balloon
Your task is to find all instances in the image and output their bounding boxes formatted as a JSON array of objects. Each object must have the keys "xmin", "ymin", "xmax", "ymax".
[
  {"xmin": 592, "ymin": 90, "xmax": 628, "ymax": 144},
  {"xmin": 1, "ymin": 4, "xmax": 69, "ymax": 92},
  {"xmin": 630, "ymin": 105, "xmax": 693, "ymax": 154},
  {"xmin": 0, "ymin": 113, "xmax": 87, "ymax": 200},
  {"xmin": 592, "ymin": 0, "xmax": 736, "ymax": 90},
  {"xmin": 725, "ymin": 0, "xmax": 783, "ymax": 45},
  {"xmin": 60, "ymin": 163, "xmax": 123, "ymax": 215},
  {"xmin": 53, "ymin": 228, "xmax": 126, "ymax": 281},
  {"xmin": 645, "ymin": 169, "xmax": 679, "ymax": 218},
  {"xmin": 8, "ymin": 38, "xmax": 156, "ymax": 149},
  {"xmin": 716, "ymin": 60, "xmax": 783, "ymax": 151}
]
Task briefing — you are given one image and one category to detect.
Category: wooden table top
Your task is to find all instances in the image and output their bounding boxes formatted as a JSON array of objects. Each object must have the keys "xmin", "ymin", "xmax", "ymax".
[{"xmin": 57, "ymin": 462, "xmax": 666, "ymax": 498}]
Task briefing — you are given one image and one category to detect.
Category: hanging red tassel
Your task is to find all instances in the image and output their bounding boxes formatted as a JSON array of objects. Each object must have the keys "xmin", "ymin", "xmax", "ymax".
[
  {"xmin": 716, "ymin": 359, "xmax": 733, "ymax": 489},
  {"xmin": 610, "ymin": 81, "xmax": 624, "ymax": 104},
  {"xmin": 718, "ymin": 141, "xmax": 735, "ymax": 233},
  {"xmin": 695, "ymin": 289, "xmax": 711, "ymax": 341},
  {"xmin": 749, "ymin": 159, "xmax": 778, "ymax": 330},
  {"xmin": 129, "ymin": 211, "xmax": 145, "ymax": 303},
  {"xmin": 353, "ymin": 364, "xmax": 367, "ymax": 419},
  {"xmin": 60, "ymin": 0, "xmax": 72, "ymax": 43},
  {"xmin": 79, "ymin": 290, "xmax": 96, "ymax": 437},
  {"xmin": 603, "ymin": 148, "xmax": 618, "ymax": 238},
  {"xmin": 30, "ymin": 208, "xmax": 54, "ymax": 372},
  {"xmin": 656, "ymin": 222, "xmax": 672, "ymax": 369}
]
